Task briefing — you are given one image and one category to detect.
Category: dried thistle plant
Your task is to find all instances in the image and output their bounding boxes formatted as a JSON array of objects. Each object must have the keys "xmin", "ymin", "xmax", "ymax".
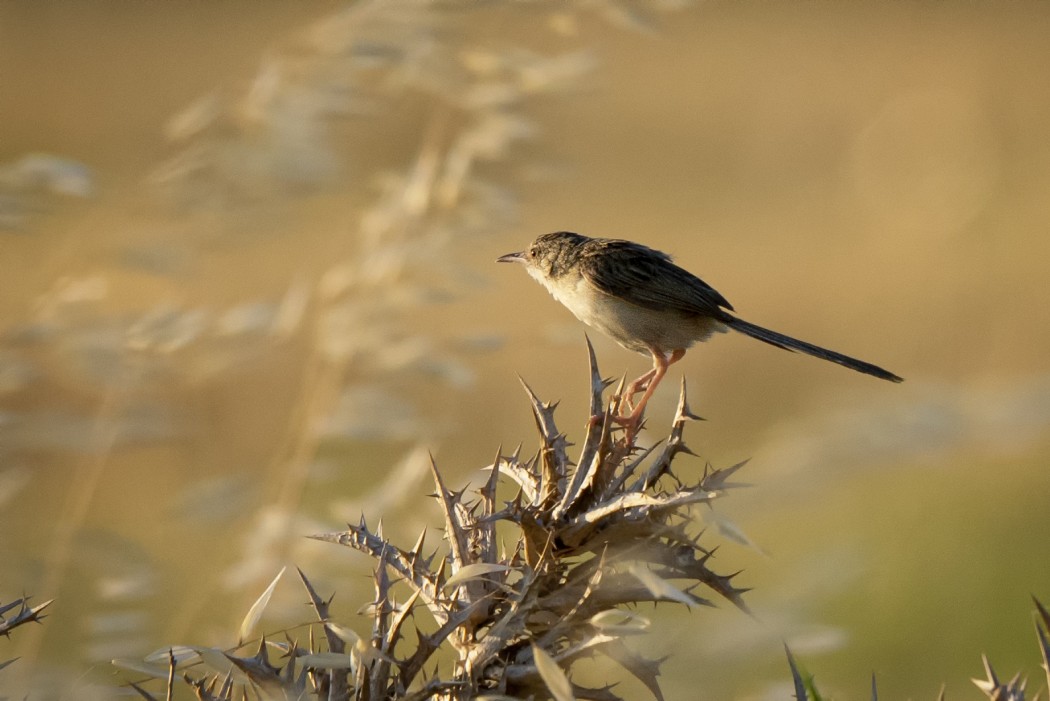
[
  {"xmin": 310, "ymin": 338, "xmax": 748, "ymax": 700},
  {"xmin": 117, "ymin": 339, "xmax": 748, "ymax": 700}
]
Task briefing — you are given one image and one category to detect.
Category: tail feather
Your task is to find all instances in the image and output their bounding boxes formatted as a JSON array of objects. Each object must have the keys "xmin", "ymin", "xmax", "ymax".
[{"xmin": 726, "ymin": 317, "xmax": 903, "ymax": 383}]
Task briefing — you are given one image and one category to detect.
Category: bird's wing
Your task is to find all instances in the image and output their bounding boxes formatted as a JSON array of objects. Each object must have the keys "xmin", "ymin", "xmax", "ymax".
[{"xmin": 579, "ymin": 239, "xmax": 734, "ymax": 315}]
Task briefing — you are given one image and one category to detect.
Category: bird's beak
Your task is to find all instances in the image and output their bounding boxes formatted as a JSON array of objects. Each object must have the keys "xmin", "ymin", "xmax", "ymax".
[{"xmin": 497, "ymin": 251, "xmax": 525, "ymax": 264}]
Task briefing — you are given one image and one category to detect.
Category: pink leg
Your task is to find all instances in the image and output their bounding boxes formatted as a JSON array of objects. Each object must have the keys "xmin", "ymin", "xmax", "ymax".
[
  {"xmin": 622, "ymin": 367, "xmax": 658, "ymax": 410},
  {"xmin": 616, "ymin": 348, "xmax": 685, "ymax": 434}
]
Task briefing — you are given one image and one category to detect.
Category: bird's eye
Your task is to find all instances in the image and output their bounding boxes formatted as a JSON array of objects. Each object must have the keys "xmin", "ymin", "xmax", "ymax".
[{"xmin": 528, "ymin": 245, "xmax": 539, "ymax": 258}]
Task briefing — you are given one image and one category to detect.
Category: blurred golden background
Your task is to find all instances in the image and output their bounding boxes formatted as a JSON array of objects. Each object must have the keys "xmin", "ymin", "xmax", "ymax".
[{"xmin": 2, "ymin": 1, "xmax": 1049, "ymax": 698}]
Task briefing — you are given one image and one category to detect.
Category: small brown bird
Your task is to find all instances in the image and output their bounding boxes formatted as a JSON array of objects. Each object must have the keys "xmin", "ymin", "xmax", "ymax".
[{"xmin": 498, "ymin": 231, "xmax": 902, "ymax": 430}]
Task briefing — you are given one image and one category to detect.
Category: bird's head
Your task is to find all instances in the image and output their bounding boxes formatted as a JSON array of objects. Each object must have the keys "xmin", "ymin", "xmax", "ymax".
[{"xmin": 497, "ymin": 231, "xmax": 590, "ymax": 280}]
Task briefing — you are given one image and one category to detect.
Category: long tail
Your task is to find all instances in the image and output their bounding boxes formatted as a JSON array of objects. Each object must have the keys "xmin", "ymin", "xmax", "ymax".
[{"xmin": 726, "ymin": 317, "xmax": 903, "ymax": 383}]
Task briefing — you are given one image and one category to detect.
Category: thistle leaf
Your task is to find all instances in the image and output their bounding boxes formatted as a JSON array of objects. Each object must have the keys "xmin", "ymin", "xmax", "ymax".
[
  {"xmin": 443, "ymin": 563, "xmax": 512, "ymax": 591},
  {"xmin": 238, "ymin": 566, "xmax": 285, "ymax": 644},
  {"xmin": 532, "ymin": 643, "xmax": 575, "ymax": 701},
  {"xmin": 628, "ymin": 565, "xmax": 698, "ymax": 607}
]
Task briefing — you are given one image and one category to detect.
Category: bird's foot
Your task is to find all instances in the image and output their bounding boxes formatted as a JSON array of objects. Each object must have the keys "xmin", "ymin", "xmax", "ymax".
[
  {"xmin": 611, "ymin": 407, "xmax": 645, "ymax": 443},
  {"xmin": 621, "ymin": 375, "xmax": 655, "ymax": 410},
  {"xmin": 616, "ymin": 385, "xmax": 648, "ymax": 420}
]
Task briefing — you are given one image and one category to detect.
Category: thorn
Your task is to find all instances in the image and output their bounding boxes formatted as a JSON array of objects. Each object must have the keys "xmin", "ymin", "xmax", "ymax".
[
  {"xmin": 784, "ymin": 644, "xmax": 807, "ymax": 701},
  {"xmin": 676, "ymin": 443, "xmax": 699, "ymax": 457},
  {"xmin": 584, "ymin": 333, "xmax": 597, "ymax": 365},
  {"xmin": 680, "ymin": 406, "xmax": 705, "ymax": 422},
  {"xmin": 518, "ymin": 375, "xmax": 540, "ymax": 402},
  {"xmin": 1033, "ymin": 595, "xmax": 1050, "ymax": 628},
  {"xmin": 675, "ymin": 377, "xmax": 705, "ymax": 421},
  {"xmin": 410, "ymin": 528, "xmax": 427, "ymax": 557}
]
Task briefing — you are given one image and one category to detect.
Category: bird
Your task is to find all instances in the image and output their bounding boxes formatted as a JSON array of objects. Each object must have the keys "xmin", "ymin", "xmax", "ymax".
[{"xmin": 498, "ymin": 231, "xmax": 902, "ymax": 432}]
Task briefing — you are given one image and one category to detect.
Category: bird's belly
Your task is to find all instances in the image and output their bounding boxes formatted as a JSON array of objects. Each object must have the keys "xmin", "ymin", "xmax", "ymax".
[
  {"xmin": 594, "ymin": 302, "xmax": 725, "ymax": 355},
  {"xmin": 542, "ymin": 274, "xmax": 725, "ymax": 355}
]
